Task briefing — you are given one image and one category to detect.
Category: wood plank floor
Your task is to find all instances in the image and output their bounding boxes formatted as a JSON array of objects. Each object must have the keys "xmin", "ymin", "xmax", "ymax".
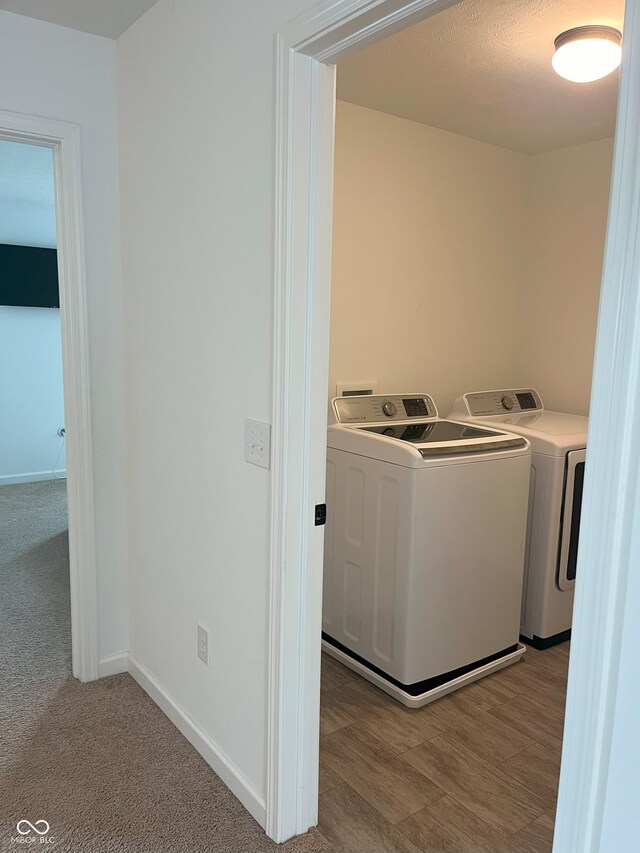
[{"xmin": 318, "ymin": 643, "xmax": 569, "ymax": 853}]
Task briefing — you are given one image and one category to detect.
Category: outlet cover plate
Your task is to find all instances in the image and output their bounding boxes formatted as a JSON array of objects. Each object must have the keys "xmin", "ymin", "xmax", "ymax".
[{"xmin": 245, "ymin": 419, "xmax": 271, "ymax": 469}]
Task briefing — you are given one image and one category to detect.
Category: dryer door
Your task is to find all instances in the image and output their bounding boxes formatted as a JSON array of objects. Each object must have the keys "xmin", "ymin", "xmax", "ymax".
[{"xmin": 558, "ymin": 448, "xmax": 586, "ymax": 591}]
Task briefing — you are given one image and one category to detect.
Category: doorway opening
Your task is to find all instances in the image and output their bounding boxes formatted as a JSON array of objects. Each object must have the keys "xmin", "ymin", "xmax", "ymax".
[
  {"xmin": 0, "ymin": 137, "xmax": 71, "ymax": 702},
  {"xmin": 0, "ymin": 111, "xmax": 99, "ymax": 684},
  {"xmin": 268, "ymin": 0, "xmax": 639, "ymax": 850},
  {"xmin": 317, "ymin": 0, "xmax": 620, "ymax": 847}
]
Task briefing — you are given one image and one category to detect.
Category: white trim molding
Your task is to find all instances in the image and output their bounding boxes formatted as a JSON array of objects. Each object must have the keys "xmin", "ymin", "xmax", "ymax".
[
  {"xmin": 0, "ymin": 110, "xmax": 99, "ymax": 683},
  {"xmin": 553, "ymin": 1, "xmax": 640, "ymax": 850},
  {"xmin": 99, "ymin": 653, "xmax": 129, "ymax": 678},
  {"xmin": 268, "ymin": 0, "xmax": 640, "ymax": 847},
  {"xmin": 128, "ymin": 655, "xmax": 266, "ymax": 827},
  {"xmin": 0, "ymin": 471, "xmax": 67, "ymax": 485}
]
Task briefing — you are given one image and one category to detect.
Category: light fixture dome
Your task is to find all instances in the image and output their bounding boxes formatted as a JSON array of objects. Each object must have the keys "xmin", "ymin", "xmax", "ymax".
[{"xmin": 552, "ymin": 25, "xmax": 622, "ymax": 83}]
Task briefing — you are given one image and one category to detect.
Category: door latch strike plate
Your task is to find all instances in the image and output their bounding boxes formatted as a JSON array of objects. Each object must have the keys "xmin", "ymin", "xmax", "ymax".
[{"xmin": 315, "ymin": 504, "xmax": 327, "ymax": 526}]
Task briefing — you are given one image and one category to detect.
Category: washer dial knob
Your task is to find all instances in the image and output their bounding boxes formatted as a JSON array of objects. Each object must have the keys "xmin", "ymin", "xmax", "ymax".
[
  {"xmin": 501, "ymin": 395, "xmax": 515, "ymax": 411},
  {"xmin": 382, "ymin": 401, "xmax": 397, "ymax": 417}
]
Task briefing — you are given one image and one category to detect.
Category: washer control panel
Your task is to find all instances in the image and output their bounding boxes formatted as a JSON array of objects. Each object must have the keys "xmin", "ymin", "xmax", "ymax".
[
  {"xmin": 333, "ymin": 394, "xmax": 438, "ymax": 424},
  {"xmin": 464, "ymin": 389, "xmax": 543, "ymax": 416}
]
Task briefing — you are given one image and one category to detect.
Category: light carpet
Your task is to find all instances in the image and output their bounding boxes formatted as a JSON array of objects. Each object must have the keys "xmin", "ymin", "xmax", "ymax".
[{"xmin": 0, "ymin": 481, "xmax": 333, "ymax": 853}]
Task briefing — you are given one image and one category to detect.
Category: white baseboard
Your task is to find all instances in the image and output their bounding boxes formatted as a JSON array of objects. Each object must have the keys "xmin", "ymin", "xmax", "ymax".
[
  {"xmin": 0, "ymin": 470, "xmax": 67, "ymax": 485},
  {"xmin": 99, "ymin": 653, "xmax": 128, "ymax": 677},
  {"xmin": 127, "ymin": 654, "xmax": 266, "ymax": 828}
]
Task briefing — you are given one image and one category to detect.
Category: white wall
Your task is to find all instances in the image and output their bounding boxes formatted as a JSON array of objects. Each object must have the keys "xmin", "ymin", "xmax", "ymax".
[
  {"xmin": 331, "ymin": 102, "xmax": 613, "ymax": 417},
  {"xmin": 0, "ymin": 201, "xmax": 56, "ymax": 248},
  {"xmin": 330, "ymin": 101, "xmax": 528, "ymax": 414},
  {"xmin": 117, "ymin": 0, "xmax": 317, "ymax": 817},
  {"xmin": 518, "ymin": 138, "xmax": 614, "ymax": 416},
  {"xmin": 0, "ymin": 146, "xmax": 66, "ymax": 484},
  {"xmin": 0, "ymin": 307, "xmax": 66, "ymax": 483},
  {"xmin": 0, "ymin": 11, "xmax": 128, "ymax": 663}
]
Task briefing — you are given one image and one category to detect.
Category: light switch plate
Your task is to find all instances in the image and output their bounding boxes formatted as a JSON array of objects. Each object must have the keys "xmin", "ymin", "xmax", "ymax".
[{"xmin": 245, "ymin": 419, "xmax": 271, "ymax": 469}]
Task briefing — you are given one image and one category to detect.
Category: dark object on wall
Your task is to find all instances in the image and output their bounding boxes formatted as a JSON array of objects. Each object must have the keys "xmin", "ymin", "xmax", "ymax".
[{"xmin": 0, "ymin": 243, "xmax": 59, "ymax": 308}]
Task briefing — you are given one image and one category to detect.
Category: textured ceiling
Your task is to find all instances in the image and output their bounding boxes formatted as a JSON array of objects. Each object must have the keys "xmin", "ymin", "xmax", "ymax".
[
  {"xmin": 337, "ymin": 0, "xmax": 625, "ymax": 154},
  {"xmin": 0, "ymin": 141, "xmax": 54, "ymax": 206},
  {"xmin": 0, "ymin": 0, "xmax": 158, "ymax": 39}
]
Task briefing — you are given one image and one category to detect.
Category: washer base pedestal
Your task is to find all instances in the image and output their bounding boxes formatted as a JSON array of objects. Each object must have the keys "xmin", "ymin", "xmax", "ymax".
[{"xmin": 321, "ymin": 639, "xmax": 527, "ymax": 708}]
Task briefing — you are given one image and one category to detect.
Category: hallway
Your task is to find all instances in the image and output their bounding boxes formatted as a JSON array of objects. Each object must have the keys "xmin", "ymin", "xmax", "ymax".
[{"xmin": 0, "ymin": 482, "xmax": 332, "ymax": 853}]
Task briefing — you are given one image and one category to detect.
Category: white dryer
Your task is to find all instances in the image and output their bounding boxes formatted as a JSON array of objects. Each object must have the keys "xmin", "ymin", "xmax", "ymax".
[
  {"xmin": 448, "ymin": 388, "xmax": 587, "ymax": 648},
  {"xmin": 323, "ymin": 393, "xmax": 531, "ymax": 708}
]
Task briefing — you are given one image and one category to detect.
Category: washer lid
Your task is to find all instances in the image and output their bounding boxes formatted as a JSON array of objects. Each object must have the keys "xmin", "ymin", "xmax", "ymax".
[
  {"xmin": 362, "ymin": 421, "xmax": 497, "ymax": 443},
  {"xmin": 360, "ymin": 420, "xmax": 528, "ymax": 459}
]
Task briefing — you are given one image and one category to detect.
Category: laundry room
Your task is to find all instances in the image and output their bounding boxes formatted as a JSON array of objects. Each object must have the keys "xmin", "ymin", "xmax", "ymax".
[{"xmin": 318, "ymin": 1, "xmax": 622, "ymax": 851}]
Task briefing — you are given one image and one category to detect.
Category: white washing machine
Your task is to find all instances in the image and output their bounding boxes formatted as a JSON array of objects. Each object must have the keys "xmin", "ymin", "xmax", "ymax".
[
  {"xmin": 448, "ymin": 388, "xmax": 588, "ymax": 648},
  {"xmin": 323, "ymin": 393, "xmax": 531, "ymax": 708}
]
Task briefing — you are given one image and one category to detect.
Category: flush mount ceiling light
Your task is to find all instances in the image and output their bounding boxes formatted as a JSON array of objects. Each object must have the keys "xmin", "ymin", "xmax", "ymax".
[{"xmin": 552, "ymin": 25, "xmax": 622, "ymax": 83}]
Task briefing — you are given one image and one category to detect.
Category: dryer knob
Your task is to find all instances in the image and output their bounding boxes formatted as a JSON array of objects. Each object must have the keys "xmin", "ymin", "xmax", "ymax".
[
  {"xmin": 382, "ymin": 401, "xmax": 397, "ymax": 417},
  {"xmin": 501, "ymin": 395, "xmax": 515, "ymax": 411}
]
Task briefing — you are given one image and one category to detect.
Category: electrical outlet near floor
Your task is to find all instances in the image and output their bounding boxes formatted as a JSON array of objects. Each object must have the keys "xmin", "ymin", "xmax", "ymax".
[
  {"xmin": 245, "ymin": 419, "xmax": 271, "ymax": 469},
  {"xmin": 197, "ymin": 623, "xmax": 209, "ymax": 665}
]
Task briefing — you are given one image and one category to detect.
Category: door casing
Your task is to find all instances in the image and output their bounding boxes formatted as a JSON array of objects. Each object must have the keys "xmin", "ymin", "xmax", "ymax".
[{"xmin": 0, "ymin": 110, "xmax": 99, "ymax": 683}]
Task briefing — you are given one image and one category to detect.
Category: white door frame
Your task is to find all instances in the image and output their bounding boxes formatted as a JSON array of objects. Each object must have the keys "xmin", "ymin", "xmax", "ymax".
[
  {"xmin": 267, "ymin": 0, "xmax": 640, "ymax": 847},
  {"xmin": 0, "ymin": 110, "xmax": 99, "ymax": 683}
]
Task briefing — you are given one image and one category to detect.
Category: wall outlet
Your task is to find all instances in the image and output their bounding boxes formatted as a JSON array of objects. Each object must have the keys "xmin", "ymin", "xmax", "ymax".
[
  {"xmin": 197, "ymin": 623, "xmax": 209, "ymax": 665},
  {"xmin": 245, "ymin": 419, "xmax": 271, "ymax": 469}
]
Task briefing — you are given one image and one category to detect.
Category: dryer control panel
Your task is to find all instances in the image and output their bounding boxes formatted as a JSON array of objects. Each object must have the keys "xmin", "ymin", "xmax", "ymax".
[
  {"xmin": 464, "ymin": 389, "xmax": 543, "ymax": 417},
  {"xmin": 332, "ymin": 394, "xmax": 438, "ymax": 424}
]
